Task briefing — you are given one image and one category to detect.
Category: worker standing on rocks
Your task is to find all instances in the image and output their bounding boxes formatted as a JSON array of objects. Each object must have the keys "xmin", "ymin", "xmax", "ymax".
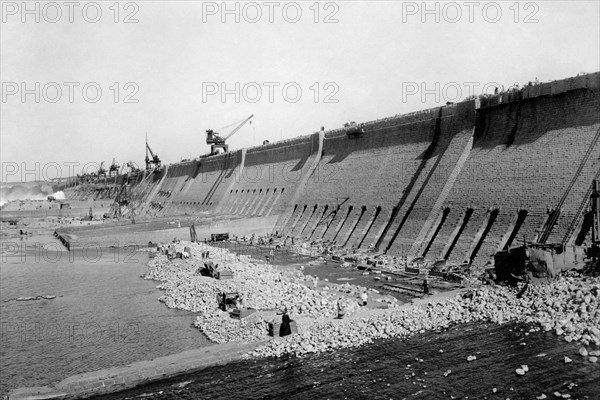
[
  {"xmin": 423, "ymin": 277, "xmax": 429, "ymax": 295},
  {"xmin": 279, "ymin": 308, "xmax": 292, "ymax": 337},
  {"xmin": 337, "ymin": 297, "xmax": 345, "ymax": 319},
  {"xmin": 361, "ymin": 291, "xmax": 368, "ymax": 306},
  {"xmin": 516, "ymin": 272, "xmax": 531, "ymax": 299},
  {"xmin": 235, "ymin": 295, "xmax": 244, "ymax": 310}
]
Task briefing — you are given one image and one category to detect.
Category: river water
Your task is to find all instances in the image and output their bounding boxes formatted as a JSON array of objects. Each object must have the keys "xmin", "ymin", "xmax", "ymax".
[
  {"xmin": 2, "ymin": 235, "xmax": 599, "ymax": 399},
  {"xmin": 0, "ymin": 234, "xmax": 210, "ymax": 398},
  {"xmin": 93, "ymin": 321, "xmax": 600, "ymax": 400}
]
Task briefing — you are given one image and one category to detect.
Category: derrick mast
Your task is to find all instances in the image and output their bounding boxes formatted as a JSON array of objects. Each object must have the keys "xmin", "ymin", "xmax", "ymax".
[{"xmin": 206, "ymin": 114, "xmax": 254, "ymax": 155}]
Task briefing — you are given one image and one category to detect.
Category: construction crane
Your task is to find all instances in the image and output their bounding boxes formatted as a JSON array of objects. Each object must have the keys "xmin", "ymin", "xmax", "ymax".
[
  {"xmin": 107, "ymin": 162, "xmax": 139, "ymax": 219},
  {"xmin": 125, "ymin": 161, "xmax": 139, "ymax": 176},
  {"xmin": 145, "ymin": 134, "xmax": 162, "ymax": 171},
  {"xmin": 109, "ymin": 158, "xmax": 120, "ymax": 177},
  {"xmin": 97, "ymin": 161, "xmax": 107, "ymax": 177},
  {"xmin": 206, "ymin": 114, "xmax": 254, "ymax": 155}
]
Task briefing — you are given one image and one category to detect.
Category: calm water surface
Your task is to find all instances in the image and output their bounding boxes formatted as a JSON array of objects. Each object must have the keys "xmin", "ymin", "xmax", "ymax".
[
  {"xmin": 0, "ymin": 235, "xmax": 209, "ymax": 398},
  {"xmin": 3, "ymin": 236, "xmax": 599, "ymax": 400},
  {"xmin": 93, "ymin": 321, "xmax": 600, "ymax": 400}
]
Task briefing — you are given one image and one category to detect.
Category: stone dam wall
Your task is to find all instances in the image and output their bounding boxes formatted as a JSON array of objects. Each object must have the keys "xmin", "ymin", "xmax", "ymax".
[
  {"xmin": 220, "ymin": 133, "xmax": 322, "ymax": 218},
  {"xmin": 67, "ymin": 72, "xmax": 600, "ymax": 266}
]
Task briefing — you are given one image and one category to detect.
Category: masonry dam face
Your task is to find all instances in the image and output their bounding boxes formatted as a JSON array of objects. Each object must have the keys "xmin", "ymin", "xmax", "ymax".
[{"xmin": 65, "ymin": 73, "xmax": 600, "ymax": 267}]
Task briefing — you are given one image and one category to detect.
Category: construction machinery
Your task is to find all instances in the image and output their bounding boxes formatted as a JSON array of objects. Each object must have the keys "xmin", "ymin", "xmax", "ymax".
[
  {"xmin": 123, "ymin": 161, "xmax": 140, "ymax": 181},
  {"xmin": 537, "ymin": 127, "xmax": 600, "ymax": 244},
  {"xmin": 196, "ymin": 261, "xmax": 234, "ymax": 280},
  {"xmin": 106, "ymin": 162, "xmax": 137, "ymax": 219},
  {"xmin": 145, "ymin": 134, "xmax": 162, "ymax": 171},
  {"xmin": 494, "ymin": 179, "xmax": 600, "ymax": 283},
  {"xmin": 206, "ymin": 114, "xmax": 254, "ymax": 155},
  {"xmin": 344, "ymin": 121, "xmax": 364, "ymax": 136},
  {"xmin": 189, "ymin": 225, "xmax": 198, "ymax": 242},
  {"xmin": 217, "ymin": 292, "xmax": 240, "ymax": 311},
  {"xmin": 97, "ymin": 161, "xmax": 107, "ymax": 178},
  {"xmin": 211, "ymin": 233, "xmax": 230, "ymax": 241},
  {"xmin": 126, "ymin": 161, "xmax": 138, "ymax": 171},
  {"xmin": 109, "ymin": 158, "xmax": 120, "ymax": 177},
  {"xmin": 108, "ymin": 180, "xmax": 134, "ymax": 219}
]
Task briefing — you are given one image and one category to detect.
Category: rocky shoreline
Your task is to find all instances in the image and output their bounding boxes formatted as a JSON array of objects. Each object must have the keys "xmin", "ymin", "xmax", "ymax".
[
  {"xmin": 248, "ymin": 276, "xmax": 600, "ymax": 360},
  {"xmin": 145, "ymin": 241, "xmax": 381, "ymax": 343},
  {"xmin": 145, "ymin": 241, "xmax": 600, "ymax": 363}
]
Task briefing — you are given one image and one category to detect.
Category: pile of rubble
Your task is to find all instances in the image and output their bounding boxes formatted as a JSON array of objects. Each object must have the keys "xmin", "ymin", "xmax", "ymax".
[
  {"xmin": 144, "ymin": 240, "xmax": 599, "ymax": 362},
  {"xmin": 247, "ymin": 274, "xmax": 600, "ymax": 358},
  {"xmin": 144, "ymin": 241, "xmax": 362, "ymax": 343}
]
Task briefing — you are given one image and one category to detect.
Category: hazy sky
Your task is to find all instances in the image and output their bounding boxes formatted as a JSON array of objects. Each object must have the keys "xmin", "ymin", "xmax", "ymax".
[{"xmin": 1, "ymin": 1, "xmax": 599, "ymax": 181}]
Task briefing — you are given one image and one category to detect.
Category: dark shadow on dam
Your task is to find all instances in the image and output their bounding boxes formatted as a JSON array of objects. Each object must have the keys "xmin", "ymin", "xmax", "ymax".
[
  {"xmin": 202, "ymin": 155, "xmax": 237, "ymax": 206},
  {"xmin": 331, "ymin": 205, "xmax": 352, "ymax": 243},
  {"xmin": 289, "ymin": 153, "xmax": 311, "ymax": 172},
  {"xmin": 379, "ymin": 108, "xmax": 448, "ymax": 252},
  {"xmin": 422, "ymin": 207, "xmax": 451, "ymax": 257},
  {"xmin": 474, "ymin": 90, "xmax": 600, "ymax": 150},
  {"xmin": 359, "ymin": 206, "xmax": 381, "ymax": 248},
  {"xmin": 444, "ymin": 208, "xmax": 474, "ymax": 260},
  {"xmin": 343, "ymin": 206, "xmax": 366, "ymax": 246},
  {"xmin": 288, "ymin": 136, "xmax": 321, "ymax": 172},
  {"xmin": 325, "ymin": 119, "xmax": 438, "ymax": 165}
]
